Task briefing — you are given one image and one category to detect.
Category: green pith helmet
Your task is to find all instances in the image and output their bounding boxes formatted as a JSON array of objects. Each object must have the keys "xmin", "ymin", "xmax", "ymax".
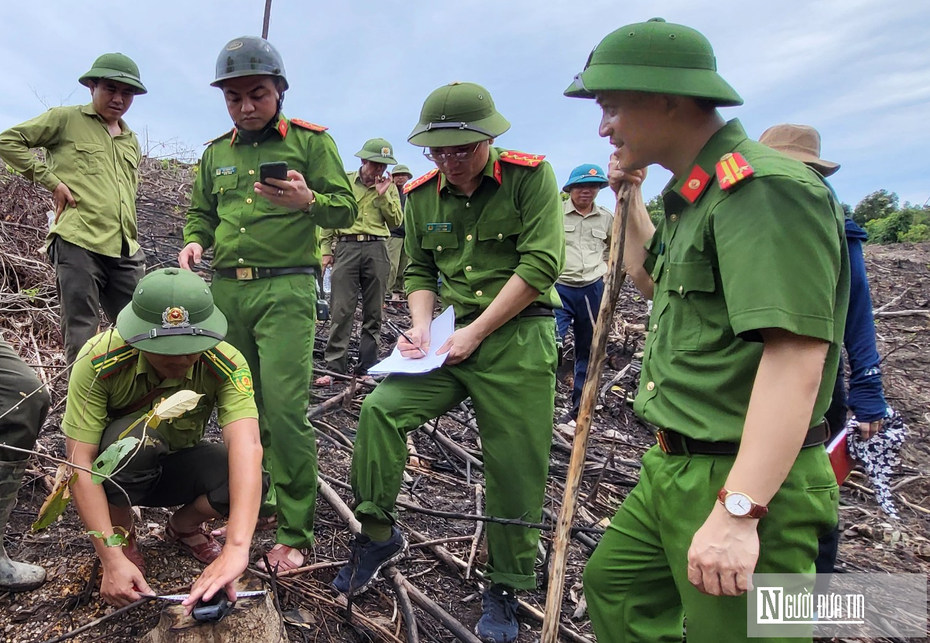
[
  {"xmin": 391, "ymin": 164, "xmax": 413, "ymax": 177},
  {"xmin": 564, "ymin": 18, "xmax": 742, "ymax": 106},
  {"xmin": 116, "ymin": 268, "xmax": 227, "ymax": 356},
  {"xmin": 211, "ymin": 36, "xmax": 288, "ymax": 90},
  {"xmin": 355, "ymin": 138, "xmax": 398, "ymax": 165},
  {"xmin": 408, "ymin": 81, "xmax": 511, "ymax": 147},
  {"xmin": 78, "ymin": 53, "xmax": 147, "ymax": 95}
]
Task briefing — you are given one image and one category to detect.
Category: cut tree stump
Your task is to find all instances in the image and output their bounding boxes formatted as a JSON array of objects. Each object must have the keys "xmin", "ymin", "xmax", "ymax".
[{"xmin": 142, "ymin": 575, "xmax": 282, "ymax": 643}]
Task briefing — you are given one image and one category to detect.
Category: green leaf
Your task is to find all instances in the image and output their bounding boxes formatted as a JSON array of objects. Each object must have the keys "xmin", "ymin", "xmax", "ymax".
[
  {"xmin": 32, "ymin": 466, "xmax": 77, "ymax": 531},
  {"xmin": 86, "ymin": 529, "xmax": 129, "ymax": 548},
  {"xmin": 91, "ymin": 437, "xmax": 140, "ymax": 484}
]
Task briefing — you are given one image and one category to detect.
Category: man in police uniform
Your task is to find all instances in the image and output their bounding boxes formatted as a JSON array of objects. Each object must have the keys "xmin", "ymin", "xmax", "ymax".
[
  {"xmin": 566, "ymin": 19, "xmax": 848, "ymax": 643},
  {"xmin": 556, "ymin": 163, "xmax": 612, "ymax": 426},
  {"xmin": 63, "ymin": 268, "xmax": 264, "ymax": 611},
  {"xmin": 332, "ymin": 82, "xmax": 564, "ymax": 643},
  {"xmin": 0, "ymin": 340, "xmax": 50, "ymax": 592},
  {"xmin": 387, "ymin": 164, "xmax": 414, "ymax": 301},
  {"xmin": 0, "ymin": 53, "xmax": 147, "ymax": 366},
  {"xmin": 179, "ymin": 36, "xmax": 357, "ymax": 571},
  {"xmin": 318, "ymin": 139, "xmax": 403, "ymax": 380}
]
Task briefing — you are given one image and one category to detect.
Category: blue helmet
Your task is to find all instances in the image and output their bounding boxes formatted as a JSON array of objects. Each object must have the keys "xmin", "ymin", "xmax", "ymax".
[{"xmin": 563, "ymin": 163, "xmax": 608, "ymax": 191}]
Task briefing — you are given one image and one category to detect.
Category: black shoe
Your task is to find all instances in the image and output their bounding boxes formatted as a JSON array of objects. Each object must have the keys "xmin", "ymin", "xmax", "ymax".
[
  {"xmin": 475, "ymin": 585, "xmax": 519, "ymax": 643},
  {"xmin": 332, "ymin": 527, "xmax": 407, "ymax": 596}
]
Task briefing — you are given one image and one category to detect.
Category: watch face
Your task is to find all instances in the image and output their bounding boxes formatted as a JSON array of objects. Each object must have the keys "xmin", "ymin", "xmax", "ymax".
[{"xmin": 724, "ymin": 492, "xmax": 752, "ymax": 516}]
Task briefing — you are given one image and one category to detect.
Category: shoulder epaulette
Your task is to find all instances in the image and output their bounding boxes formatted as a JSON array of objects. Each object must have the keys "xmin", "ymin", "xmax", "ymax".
[
  {"xmin": 290, "ymin": 119, "xmax": 328, "ymax": 132},
  {"xmin": 716, "ymin": 152, "xmax": 754, "ymax": 191},
  {"xmin": 200, "ymin": 346, "xmax": 238, "ymax": 382},
  {"xmin": 404, "ymin": 168, "xmax": 440, "ymax": 194},
  {"xmin": 90, "ymin": 344, "xmax": 138, "ymax": 379},
  {"xmin": 499, "ymin": 150, "xmax": 546, "ymax": 168},
  {"xmin": 204, "ymin": 128, "xmax": 235, "ymax": 146}
]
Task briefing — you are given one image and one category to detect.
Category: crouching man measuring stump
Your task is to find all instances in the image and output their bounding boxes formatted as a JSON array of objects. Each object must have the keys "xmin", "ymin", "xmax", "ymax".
[{"xmin": 63, "ymin": 268, "xmax": 264, "ymax": 611}]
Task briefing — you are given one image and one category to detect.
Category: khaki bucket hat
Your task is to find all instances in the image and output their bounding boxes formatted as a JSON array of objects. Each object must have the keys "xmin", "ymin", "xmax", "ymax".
[{"xmin": 759, "ymin": 124, "xmax": 840, "ymax": 177}]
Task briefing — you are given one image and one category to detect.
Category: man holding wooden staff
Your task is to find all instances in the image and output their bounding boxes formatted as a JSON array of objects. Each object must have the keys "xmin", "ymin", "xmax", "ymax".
[{"xmin": 565, "ymin": 18, "xmax": 848, "ymax": 642}]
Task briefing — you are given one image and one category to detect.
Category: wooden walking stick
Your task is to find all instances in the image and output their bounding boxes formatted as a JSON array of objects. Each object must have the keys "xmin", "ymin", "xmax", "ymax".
[{"xmin": 541, "ymin": 183, "xmax": 634, "ymax": 642}]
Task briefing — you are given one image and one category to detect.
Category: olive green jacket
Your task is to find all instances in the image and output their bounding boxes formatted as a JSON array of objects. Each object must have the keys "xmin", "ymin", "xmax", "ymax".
[
  {"xmin": 183, "ymin": 115, "xmax": 357, "ymax": 269},
  {"xmin": 319, "ymin": 170, "xmax": 403, "ymax": 255},
  {"xmin": 0, "ymin": 104, "xmax": 141, "ymax": 257}
]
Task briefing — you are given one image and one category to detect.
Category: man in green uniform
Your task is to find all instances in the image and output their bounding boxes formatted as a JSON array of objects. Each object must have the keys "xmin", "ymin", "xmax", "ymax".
[
  {"xmin": 0, "ymin": 53, "xmax": 147, "ymax": 366},
  {"xmin": 317, "ymin": 139, "xmax": 403, "ymax": 381},
  {"xmin": 63, "ymin": 268, "xmax": 264, "ymax": 611},
  {"xmin": 565, "ymin": 19, "xmax": 848, "ymax": 642},
  {"xmin": 332, "ymin": 81, "xmax": 564, "ymax": 643},
  {"xmin": 179, "ymin": 36, "xmax": 357, "ymax": 571},
  {"xmin": 0, "ymin": 340, "xmax": 50, "ymax": 591},
  {"xmin": 386, "ymin": 164, "xmax": 413, "ymax": 301}
]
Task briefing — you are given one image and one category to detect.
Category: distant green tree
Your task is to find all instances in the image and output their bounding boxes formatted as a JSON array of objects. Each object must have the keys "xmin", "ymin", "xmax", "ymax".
[
  {"xmin": 864, "ymin": 208, "xmax": 914, "ymax": 244},
  {"xmin": 645, "ymin": 195, "xmax": 665, "ymax": 226},
  {"xmin": 560, "ymin": 191, "xmax": 570, "ymax": 202},
  {"xmin": 852, "ymin": 190, "xmax": 899, "ymax": 226},
  {"xmin": 899, "ymin": 223, "xmax": 930, "ymax": 243}
]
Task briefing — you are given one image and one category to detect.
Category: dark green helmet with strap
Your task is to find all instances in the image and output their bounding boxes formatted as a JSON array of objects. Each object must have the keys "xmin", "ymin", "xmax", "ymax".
[
  {"xmin": 117, "ymin": 269, "xmax": 227, "ymax": 356},
  {"xmin": 211, "ymin": 36, "xmax": 289, "ymax": 90},
  {"xmin": 408, "ymin": 82, "xmax": 511, "ymax": 147},
  {"xmin": 78, "ymin": 53, "xmax": 147, "ymax": 95},
  {"xmin": 564, "ymin": 18, "xmax": 742, "ymax": 106},
  {"xmin": 391, "ymin": 164, "xmax": 413, "ymax": 177},
  {"xmin": 355, "ymin": 138, "xmax": 398, "ymax": 165}
]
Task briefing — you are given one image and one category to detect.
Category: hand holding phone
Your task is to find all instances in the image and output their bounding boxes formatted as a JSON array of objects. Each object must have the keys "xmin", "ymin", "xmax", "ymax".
[{"xmin": 259, "ymin": 162, "xmax": 288, "ymax": 186}]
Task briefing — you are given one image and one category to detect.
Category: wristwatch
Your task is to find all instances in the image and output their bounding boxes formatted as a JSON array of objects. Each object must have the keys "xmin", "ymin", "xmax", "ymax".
[{"xmin": 717, "ymin": 488, "xmax": 768, "ymax": 519}]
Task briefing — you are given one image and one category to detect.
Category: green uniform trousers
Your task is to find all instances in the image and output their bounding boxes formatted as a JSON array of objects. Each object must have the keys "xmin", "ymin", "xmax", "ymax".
[
  {"xmin": 49, "ymin": 237, "xmax": 144, "ymax": 367},
  {"xmin": 210, "ymin": 273, "xmax": 317, "ymax": 548},
  {"xmin": 351, "ymin": 316, "xmax": 557, "ymax": 589},
  {"xmin": 0, "ymin": 340, "xmax": 49, "ymax": 463},
  {"xmin": 583, "ymin": 445, "xmax": 838, "ymax": 643},
  {"xmin": 325, "ymin": 240, "xmax": 391, "ymax": 374},
  {"xmin": 386, "ymin": 236, "xmax": 407, "ymax": 294}
]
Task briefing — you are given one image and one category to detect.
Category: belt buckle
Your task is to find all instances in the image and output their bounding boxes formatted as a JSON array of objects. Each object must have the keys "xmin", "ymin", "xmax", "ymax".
[
  {"xmin": 655, "ymin": 430, "xmax": 671, "ymax": 454},
  {"xmin": 356, "ymin": 234, "xmax": 366, "ymax": 242},
  {"xmin": 235, "ymin": 267, "xmax": 254, "ymax": 280}
]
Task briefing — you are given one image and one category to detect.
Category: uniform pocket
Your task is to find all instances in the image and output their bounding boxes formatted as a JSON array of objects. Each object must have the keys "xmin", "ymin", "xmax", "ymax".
[
  {"xmin": 211, "ymin": 174, "xmax": 239, "ymax": 196},
  {"xmin": 420, "ymin": 230, "xmax": 459, "ymax": 253},
  {"xmin": 477, "ymin": 217, "xmax": 522, "ymax": 242},
  {"xmin": 663, "ymin": 260, "xmax": 725, "ymax": 351},
  {"xmin": 74, "ymin": 142, "xmax": 106, "ymax": 175}
]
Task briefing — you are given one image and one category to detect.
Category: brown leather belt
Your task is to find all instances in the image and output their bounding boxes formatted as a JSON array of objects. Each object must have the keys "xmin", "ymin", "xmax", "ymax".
[
  {"xmin": 338, "ymin": 234, "xmax": 387, "ymax": 242},
  {"xmin": 214, "ymin": 266, "xmax": 317, "ymax": 281},
  {"xmin": 655, "ymin": 422, "xmax": 829, "ymax": 456}
]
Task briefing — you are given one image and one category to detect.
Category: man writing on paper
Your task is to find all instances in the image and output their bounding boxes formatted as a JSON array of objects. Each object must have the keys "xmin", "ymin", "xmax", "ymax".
[{"xmin": 331, "ymin": 81, "xmax": 564, "ymax": 643}]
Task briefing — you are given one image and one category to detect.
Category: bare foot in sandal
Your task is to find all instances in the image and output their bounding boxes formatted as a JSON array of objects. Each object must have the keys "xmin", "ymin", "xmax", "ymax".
[{"xmin": 255, "ymin": 544, "xmax": 307, "ymax": 573}]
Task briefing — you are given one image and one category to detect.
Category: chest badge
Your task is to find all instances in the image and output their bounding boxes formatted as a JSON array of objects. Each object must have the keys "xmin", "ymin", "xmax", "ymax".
[
  {"xmin": 426, "ymin": 223, "xmax": 452, "ymax": 232},
  {"xmin": 215, "ymin": 166, "xmax": 237, "ymax": 177}
]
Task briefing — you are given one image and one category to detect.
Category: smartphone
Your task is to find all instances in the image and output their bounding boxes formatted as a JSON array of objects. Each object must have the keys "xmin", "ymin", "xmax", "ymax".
[{"xmin": 259, "ymin": 161, "xmax": 288, "ymax": 186}]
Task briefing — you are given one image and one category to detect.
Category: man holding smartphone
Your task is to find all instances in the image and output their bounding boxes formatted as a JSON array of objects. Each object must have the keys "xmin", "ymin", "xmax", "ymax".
[
  {"xmin": 179, "ymin": 36, "xmax": 357, "ymax": 572},
  {"xmin": 316, "ymin": 138, "xmax": 403, "ymax": 382}
]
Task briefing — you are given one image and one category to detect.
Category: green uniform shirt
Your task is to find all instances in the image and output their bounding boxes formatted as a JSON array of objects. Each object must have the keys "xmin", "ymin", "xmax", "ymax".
[
  {"xmin": 0, "ymin": 104, "xmax": 141, "ymax": 258},
  {"xmin": 635, "ymin": 119, "xmax": 849, "ymax": 442},
  {"xmin": 559, "ymin": 199, "xmax": 613, "ymax": 286},
  {"xmin": 320, "ymin": 171, "xmax": 403, "ymax": 254},
  {"xmin": 62, "ymin": 329, "xmax": 258, "ymax": 451},
  {"xmin": 404, "ymin": 147, "xmax": 564, "ymax": 320},
  {"xmin": 183, "ymin": 115, "xmax": 357, "ymax": 269}
]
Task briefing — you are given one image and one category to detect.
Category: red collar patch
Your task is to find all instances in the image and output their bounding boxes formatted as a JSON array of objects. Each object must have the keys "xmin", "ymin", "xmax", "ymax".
[{"xmin": 680, "ymin": 165, "xmax": 711, "ymax": 204}]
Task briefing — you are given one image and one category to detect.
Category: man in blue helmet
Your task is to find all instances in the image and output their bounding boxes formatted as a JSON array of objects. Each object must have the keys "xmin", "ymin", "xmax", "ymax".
[{"xmin": 556, "ymin": 164, "xmax": 613, "ymax": 426}]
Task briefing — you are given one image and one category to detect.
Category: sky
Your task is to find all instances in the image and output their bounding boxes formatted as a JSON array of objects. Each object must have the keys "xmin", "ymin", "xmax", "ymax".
[{"xmin": 1, "ymin": 0, "xmax": 927, "ymax": 209}]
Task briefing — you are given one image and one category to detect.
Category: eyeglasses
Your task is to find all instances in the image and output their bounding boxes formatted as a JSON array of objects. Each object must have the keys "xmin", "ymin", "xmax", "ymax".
[{"xmin": 423, "ymin": 143, "xmax": 482, "ymax": 163}]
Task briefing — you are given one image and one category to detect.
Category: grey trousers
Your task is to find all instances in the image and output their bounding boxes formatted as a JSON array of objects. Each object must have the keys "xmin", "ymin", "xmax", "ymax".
[
  {"xmin": 386, "ymin": 236, "xmax": 407, "ymax": 293},
  {"xmin": 0, "ymin": 340, "xmax": 49, "ymax": 463},
  {"xmin": 49, "ymin": 237, "xmax": 144, "ymax": 366},
  {"xmin": 324, "ymin": 240, "xmax": 390, "ymax": 374}
]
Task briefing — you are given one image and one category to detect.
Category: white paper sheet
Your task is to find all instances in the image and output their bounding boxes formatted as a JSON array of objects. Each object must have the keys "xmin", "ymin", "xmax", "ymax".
[{"xmin": 368, "ymin": 307, "xmax": 456, "ymax": 375}]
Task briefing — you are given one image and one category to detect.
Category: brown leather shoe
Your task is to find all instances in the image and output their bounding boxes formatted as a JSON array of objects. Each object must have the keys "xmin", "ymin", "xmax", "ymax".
[{"xmin": 166, "ymin": 518, "xmax": 222, "ymax": 565}]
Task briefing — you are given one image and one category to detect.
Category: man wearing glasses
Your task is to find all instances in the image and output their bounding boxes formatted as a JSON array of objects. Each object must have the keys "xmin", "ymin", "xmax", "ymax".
[{"xmin": 332, "ymin": 81, "xmax": 564, "ymax": 643}]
